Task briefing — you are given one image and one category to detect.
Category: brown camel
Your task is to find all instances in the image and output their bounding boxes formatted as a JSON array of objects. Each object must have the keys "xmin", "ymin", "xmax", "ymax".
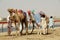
[
  {"xmin": 7, "ymin": 9, "xmax": 28, "ymax": 36},
  {"xmin": 7, "ymin": 8, "xmax": 20, "ymax": 36},
  {"xmin": 14, "ymin": 9, "xmax": 28, "ymax": 35},
  {"xmin": 27, "ymin": 11, "xmax": 49, "ymax": 34},
  {"xmin": 27, "ymin": 10, "xmax": 36, "ymax": 33}
]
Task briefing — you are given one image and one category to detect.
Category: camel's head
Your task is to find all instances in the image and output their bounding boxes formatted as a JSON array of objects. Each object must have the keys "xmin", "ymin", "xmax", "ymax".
[
  {"xmin": 7, "ymin": 8, "xmax": 15, "ymax": 15},
  {"xmin": 8, "ymin": 8, "xmax": 14, "ymax": 13}
]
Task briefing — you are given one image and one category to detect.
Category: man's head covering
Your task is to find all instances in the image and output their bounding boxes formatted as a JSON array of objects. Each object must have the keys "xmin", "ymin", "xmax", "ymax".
[
  {"xmin": 23, "ymin": 12, "xmax": 26, "ymax": 16},
  {"xmin": 18, "ymin": 9, "xmax": 23, "ymax": 13},
  {"xmin": 32, "ymin": 10, "xmax": 35, "ymax": 13},
  {"xmin": 32, "ymin": 10, "xmax": 35, "ymax": 15},
  {"xmin": 27, "ymin": 10, "xmax": 31, "ymax": 15},
  {"xmin": 39, "ymin": 11, "xmax": 45, "ymax": 16},
  {"xmin": 40, "ymin": 11, "xmax": 45, "ymax": 13}
]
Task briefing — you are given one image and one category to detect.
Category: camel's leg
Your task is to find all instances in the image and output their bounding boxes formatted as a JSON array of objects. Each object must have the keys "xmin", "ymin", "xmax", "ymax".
[
  {"xmin": 14, "ymin": 22, "xmax": 18, "ymax": 36},
  {"xmin": 7, "ymin": 21, "xmax": 12, "ymax": 36},
  {"xmin": 25, "ymin": 21, "xmax": 28, "ymax": 35},
  {"xmin": 31, "ymin": 22, "xmax": 35, "ymax": 33},
  {"xmin": 8, "ymin": 26, "xmax": 11, "ymax": 36},
  {"xmin": 16, "ymin": 22, "xmax": 20, "ymax": 36},
  {"xmin": 19, "ymin": 23, "xmax": 22, "ymax": 36},
  {"xmin": 20, "ymin": 22, "xmax": 23, "ymax": 35},
  {"xmin": 15, "ymin": 23, "xmax": 17, "ymax": 36},
  {"xmin": 47, "ymin": 25, "xmax": 48, "ymax": 34}
]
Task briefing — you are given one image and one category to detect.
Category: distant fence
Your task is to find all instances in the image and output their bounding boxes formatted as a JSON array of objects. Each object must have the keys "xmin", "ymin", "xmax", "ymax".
[
  {"xmin": 0, "ymin": 22, "xmax": 8, "ymax": 32},
  {"xmin": 0, "ymin": 20, "xmax": 60, "ymax": 32},
  {"xmin": 54, "ymin": 20, "xmax": 60, "ymax": 22}
]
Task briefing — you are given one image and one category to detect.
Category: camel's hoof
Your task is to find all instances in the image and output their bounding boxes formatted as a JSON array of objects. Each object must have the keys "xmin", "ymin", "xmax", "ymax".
[
  {"xmin": 31, "ymin": 32, "xmax": 33, "ymax": 34},
  {"xmin": 8, "ymin": 34, "xmax": 12, "ymax": 36},
  {"xmin": 20, "ymin": 34, "xmax": 22, "ymax": 36},
  {"xmin": 37, "ymin": 32, "xmax": 40, "ymax": 35},
  {"xmin": 19, "ymin": 32, "xmax": 22, "ymax": 36},
  {"xmin": 26, "ymin": 33, "xmax": 28, "ymax": 35}
]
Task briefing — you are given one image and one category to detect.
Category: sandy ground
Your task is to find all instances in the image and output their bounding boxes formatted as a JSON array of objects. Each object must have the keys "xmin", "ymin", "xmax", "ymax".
[{"xmin": 0, "ymin": 27, "xmax": 60, "ymax": 40}]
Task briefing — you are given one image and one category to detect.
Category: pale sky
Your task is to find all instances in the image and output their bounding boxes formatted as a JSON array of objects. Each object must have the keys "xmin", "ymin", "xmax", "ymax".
[{"xmin": 0, "ymin": 0, "xmax": 60, "ymax": 18}]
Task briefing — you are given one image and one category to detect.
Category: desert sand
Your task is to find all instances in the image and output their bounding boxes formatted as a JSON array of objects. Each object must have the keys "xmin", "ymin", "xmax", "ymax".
[{"xmin": 0, "ymin": 27, "xmax": 60, "ymax": 40}]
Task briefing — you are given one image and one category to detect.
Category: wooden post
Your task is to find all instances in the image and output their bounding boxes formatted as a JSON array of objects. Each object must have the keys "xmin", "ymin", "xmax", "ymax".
[{"xmin": 2, "ymin": 24, "xmax": 3, "ymax": 32}]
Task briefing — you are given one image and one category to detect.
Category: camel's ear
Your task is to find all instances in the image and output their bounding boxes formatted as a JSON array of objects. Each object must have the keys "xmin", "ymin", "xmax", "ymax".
[
  {"xmin": 7, "ymin": 8, "xmax": 11, "ymax": 12},
  {"xmin": 14, "ymin": 9, "xmax": 18, "ymax": 14}
]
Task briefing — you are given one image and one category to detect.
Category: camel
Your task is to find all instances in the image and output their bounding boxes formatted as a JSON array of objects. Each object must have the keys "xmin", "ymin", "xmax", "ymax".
[
  {"xmin": 7, "ymin": 8, "xmax": 20, "ymax": 36},
  {"xmin": 15, "ymin": 9, "xmax": 28, "ymax": 35},
  {"xmin": 27, "ymin": 10, "xmax": 36, "ymax": 33},
  {"xmin": 27, "ymin": 10, "xmax": 49, "ymax": 34},
  {"xmin": 29, "ymin": 11, "xmax": 49, "ymax": 34},
  {"xmin": 7, "ymin": 9, "xmax": 28, "ymax": 36}
]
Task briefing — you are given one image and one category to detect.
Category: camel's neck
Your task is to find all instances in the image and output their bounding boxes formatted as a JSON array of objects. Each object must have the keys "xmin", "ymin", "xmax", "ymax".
[
  {"xmin": 10, "ymin": 13, "xmax": 13, "ymax": 16},
  {"xmin": 29, "ymin": 15, "xmax": 32, "ymax": 19},
  {"xmin": 29, "ymin": 14, "xmax": 34, "ymax": 21}
]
